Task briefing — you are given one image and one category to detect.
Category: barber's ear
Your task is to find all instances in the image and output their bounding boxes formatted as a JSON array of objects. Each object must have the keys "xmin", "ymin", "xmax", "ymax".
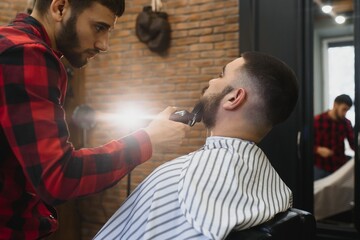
[
  {"xmin": 223, "ymin": 88, "xmax": 246, "ymax": 110},
  {"xmin": 50, "ymin": 0, "xmax": 68, "ymax": 21}
]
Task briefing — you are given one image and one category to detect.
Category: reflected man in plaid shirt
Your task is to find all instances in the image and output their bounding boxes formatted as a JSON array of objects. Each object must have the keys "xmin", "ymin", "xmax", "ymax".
[{"xmin": 314, "ymin": 94, "xmax": 355, "ymax": 180}]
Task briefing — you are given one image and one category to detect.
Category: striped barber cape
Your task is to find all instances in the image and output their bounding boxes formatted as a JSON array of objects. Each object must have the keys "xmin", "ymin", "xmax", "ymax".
[{"xmin": 94, "ymin": 136, "xmax": 293, "ymax": 240}]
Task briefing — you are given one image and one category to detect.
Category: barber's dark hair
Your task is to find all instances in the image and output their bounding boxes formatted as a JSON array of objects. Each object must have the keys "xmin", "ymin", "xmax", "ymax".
[
  {"xmin": 334, "ymin": 94, "xmax": 353, "ymax": 107},
  {"xmin": 34, "ymin": 0, "xmax": 125, "ymax": 17},
  {"xmin": 241, "ymin": 51, "xmax": 299, "ymax": 126}
]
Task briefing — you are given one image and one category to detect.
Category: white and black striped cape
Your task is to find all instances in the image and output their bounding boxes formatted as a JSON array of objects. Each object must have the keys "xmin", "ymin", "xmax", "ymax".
[{"xmin": 94, "ymin": 136, "xmax": 293, "ymax": 240}]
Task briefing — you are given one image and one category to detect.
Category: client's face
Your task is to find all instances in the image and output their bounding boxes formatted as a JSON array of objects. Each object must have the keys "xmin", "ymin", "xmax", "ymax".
[
  {"xmin": 197, "ymin": 86, "xmax": 234, "ymax": 129},
  {"xmin": 197, "ymin": 58, "xmax": 243, "ymax": 129}
]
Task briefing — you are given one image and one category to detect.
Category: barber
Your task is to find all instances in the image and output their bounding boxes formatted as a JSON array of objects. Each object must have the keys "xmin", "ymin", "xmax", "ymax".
[
  {"xmin": 0, "ymin": 0, "xmax": 189, "ymax": 238},
  {"xmin": 314, "ymin": 94, "xmax": 355, "ymax": 180}
]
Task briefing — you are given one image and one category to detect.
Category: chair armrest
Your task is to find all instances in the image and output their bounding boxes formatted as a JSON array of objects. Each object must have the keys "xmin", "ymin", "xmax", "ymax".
[{"xmin": 225, "ymin": 208, "xmax": 316, "ymax": 240}]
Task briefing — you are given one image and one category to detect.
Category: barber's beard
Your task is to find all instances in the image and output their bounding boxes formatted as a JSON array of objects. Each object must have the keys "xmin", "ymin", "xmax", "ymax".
[
  {"xmin": 335, "ymin": 109, "xmax": 345, "ymax": 120},
  {"xmin": 56, "ymin": 15, "xmax": 84, "ymax": 68},
  {"xmin": 197, "ymin": 86, "xmax": 234, "ymax": 129}
]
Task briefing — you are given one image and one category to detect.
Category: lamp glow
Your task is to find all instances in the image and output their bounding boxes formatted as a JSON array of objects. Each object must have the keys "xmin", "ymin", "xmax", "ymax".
[
  {"xmin": 335, "ymin": 15, "xmax": 346, "ymax": 24},
  {"xmin": 116, "ymin": 106, "xmax": 146, "ymax": 128},
  {"xmin": 96, "ymin": 104, "xmax": 156, "ymax": 130},
  {"xmin": 321, "ymin": 5, "xmax": 333, "ymax": 14}
]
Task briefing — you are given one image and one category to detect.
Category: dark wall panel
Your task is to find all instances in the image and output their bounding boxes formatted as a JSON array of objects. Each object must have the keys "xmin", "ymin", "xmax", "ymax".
[{"xmin": 239, "ymin": 0, "xmax": 314, "ymax": 211}]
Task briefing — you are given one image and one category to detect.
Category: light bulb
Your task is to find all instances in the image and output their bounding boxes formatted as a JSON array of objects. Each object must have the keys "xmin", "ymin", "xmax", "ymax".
[
  {"xmin": 321, "ymin": 5, "xmax": 333, "ymax": 14},
  {"xmin": 335, "ymin": 15, "xmax": 346, "ymax": 24}
]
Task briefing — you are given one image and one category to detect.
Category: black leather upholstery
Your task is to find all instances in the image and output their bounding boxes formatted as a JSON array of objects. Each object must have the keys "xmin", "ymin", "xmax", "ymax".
[{"xmin": 225, "ymin": 208, "xmax": 316, "ymax": 240}]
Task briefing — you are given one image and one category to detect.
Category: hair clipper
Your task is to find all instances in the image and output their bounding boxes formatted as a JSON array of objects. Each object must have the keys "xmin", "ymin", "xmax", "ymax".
[{"xmin": 169, "ymin": 103, "xmax": 203, "ymax": 127}]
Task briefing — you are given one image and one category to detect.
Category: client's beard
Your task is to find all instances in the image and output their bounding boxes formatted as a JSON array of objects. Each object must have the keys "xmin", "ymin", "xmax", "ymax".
[{"xmin": 197, "ymin": 86, "xmax": 234, "ymax": 129}]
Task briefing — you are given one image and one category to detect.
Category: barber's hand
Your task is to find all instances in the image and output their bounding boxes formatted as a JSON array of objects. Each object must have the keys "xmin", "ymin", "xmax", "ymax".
[
  {"xmin": 144, "ymin": 107, "xmax": 190, "ymax": 153},
  {"xmin": 316, "ymin": 146, "xmax": 334, "ymax": 158}
]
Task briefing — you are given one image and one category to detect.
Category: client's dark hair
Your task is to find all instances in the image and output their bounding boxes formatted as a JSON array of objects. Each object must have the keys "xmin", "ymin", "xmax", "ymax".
[
  {"xmin": 334, "ymin": 94, "xmax": 353, "ymax": 107},
  {"xmin": 241, "ymin": 51, "xmax": 299, "ymax": 126},
  {"xmin": 35, "ymin": 0, "xmax": 125, "ymax": 17}
]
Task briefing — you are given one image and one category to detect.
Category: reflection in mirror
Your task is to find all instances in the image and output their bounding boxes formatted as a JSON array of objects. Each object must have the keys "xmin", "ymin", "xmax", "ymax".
[{"xmin": 313, "ymin": 0, "xmax": 356, "ymax": 228}]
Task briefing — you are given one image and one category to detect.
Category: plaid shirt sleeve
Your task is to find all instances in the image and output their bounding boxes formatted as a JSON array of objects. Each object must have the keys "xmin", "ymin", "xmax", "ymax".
[{"xmin": 0, "ymin": 43, "xmax": 152, "ymax": 205}]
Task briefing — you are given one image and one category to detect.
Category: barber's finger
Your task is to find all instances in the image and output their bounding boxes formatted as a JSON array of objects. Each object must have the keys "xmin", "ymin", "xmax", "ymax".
[{"xmin": 158, "ymin": 106, "xmax": 178, "ymax": 118}]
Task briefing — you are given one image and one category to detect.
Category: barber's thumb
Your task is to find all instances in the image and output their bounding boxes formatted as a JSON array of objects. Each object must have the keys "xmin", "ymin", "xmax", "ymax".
[{"xmin": 161, "ymin": 106, "xmax": 178, "ymax": 118}]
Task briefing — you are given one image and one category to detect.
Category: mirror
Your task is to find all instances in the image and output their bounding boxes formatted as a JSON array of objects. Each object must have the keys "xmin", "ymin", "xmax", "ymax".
[{"xmin": 312, "ymin": 0, "xmax": 356, "ymax": 228}]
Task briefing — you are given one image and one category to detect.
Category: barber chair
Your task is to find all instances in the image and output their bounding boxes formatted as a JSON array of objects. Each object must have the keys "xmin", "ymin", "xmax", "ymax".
[{"xmin": 225, "ymin": 208, "xmax": 316, "ymax": 240}]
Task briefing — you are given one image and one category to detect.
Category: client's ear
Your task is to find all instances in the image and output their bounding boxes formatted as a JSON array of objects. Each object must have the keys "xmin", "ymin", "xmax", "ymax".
[{"xmin": 223, "ymin": 88, "xmax": 246, "ymax": 110}]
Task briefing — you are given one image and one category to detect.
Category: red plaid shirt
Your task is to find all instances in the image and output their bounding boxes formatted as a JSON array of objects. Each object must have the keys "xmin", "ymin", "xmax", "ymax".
[
  {"xmin": 314, "ymin": 111, "xmax": 355, "ymax": 173},
  {"xmin": 0, "ymin": 14, "xmax": 152, "ymax": 239}
]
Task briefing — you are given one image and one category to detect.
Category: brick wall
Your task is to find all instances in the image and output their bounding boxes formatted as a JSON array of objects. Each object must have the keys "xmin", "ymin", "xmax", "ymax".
[
  {"xmin": 0, "ymin": 0, "xmax": 28, "ymax": 24},
  {"xmin": 0, "ymin": 0, "xmax": 239, "ymax": 239}
]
